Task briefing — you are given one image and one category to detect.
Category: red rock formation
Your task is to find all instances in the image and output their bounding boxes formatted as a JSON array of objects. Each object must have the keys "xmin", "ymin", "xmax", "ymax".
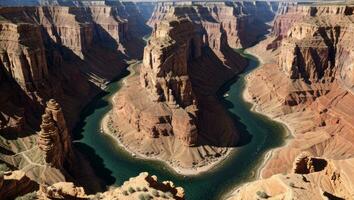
[
  {"xmin": 37, "ymin": 99, "xmax": 72, "ymax": 168},
  {"xmin": 0, "ymin": 22, "xmax": 48, "ymax": 92},
  {"xmin": 45, "ymin": 99, "xmax": 73, "ymax": 161},
  {"xmin": 245, "ymin": 2, "xmax": 354, "ymax": 186},
  {"xmin": 0, "ymin": 4, "xmax": 150, "ymax": 133},
  {"xmin": 148, "ymin": 1, "xmax": 278, "ymax": 49},
  {"xmin": 119, "ymin": 17, "xmax": 200, "ymax": 146},
  {"xmin": 111, "ymin": 6, "xmax": 248, "ymax": 171},
  {"xmin": 142, "ymin": 18, "xmax": 200, "ymax": 108}
]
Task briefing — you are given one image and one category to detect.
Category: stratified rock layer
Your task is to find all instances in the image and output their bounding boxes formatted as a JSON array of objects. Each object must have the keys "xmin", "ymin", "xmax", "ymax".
[
  {"xmin": 148, "ymin": 1, "xmax": 278, "ymax": 49},
  {"xmin": 37, "ymin": 99, "xmax": 73, "ymax": 168},
  {"xmin": 232, "ymin": 2, "xmax": 354, "ymax": 200}
]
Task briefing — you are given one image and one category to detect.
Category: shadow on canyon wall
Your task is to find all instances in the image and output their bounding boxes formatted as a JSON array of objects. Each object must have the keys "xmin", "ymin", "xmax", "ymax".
[{"xmin": 70, "ymin": 68, "xmax": 130, "ymax": 192}]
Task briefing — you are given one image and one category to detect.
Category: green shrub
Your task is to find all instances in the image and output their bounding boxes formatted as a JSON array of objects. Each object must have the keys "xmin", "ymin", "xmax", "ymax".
[
  {"xmin": 136, "ymin": 187, "xmax": 141, "ymax": 191},
  {"xmin": 128, "ymin": 187, "xmax": 135, "ymax": 193},
  {"xmin": 144, "ymin": 194, "xmax": 152, "ymax": 200},
  {"xmin": 142, "ymin": 187, "xmax": 148, "ymax": 192},
  {"xmin": 161, "ymin": 193, "xmax": 168, "ymax": 199},
  {"xmin": 289, "ymin": 182, "xmax": 295, "ymax": 187},
  {"xmin": 138, "ymin": 193, "xmax": 145, "ymax": 200},
  {"xmin": 122, "ymin": 190, "xmax": 129, "ymax": 196},
  {"xmin": 152, "ymin": 189, "xmax": 159, "ymax": 197},
  {"xmin": 15, "ymin": 192, "xmax": 37, "ymax": 200},
  {"xmin": 256, "ymin": 191, "xmax": 269, "ymax": 199},
  {"xmin": 0, "ymin": 163, "xmax": 9, "ymax": 172},
  {"xmin": 166, "ymin": 191, "xmax": 173, "ymax": 198}
]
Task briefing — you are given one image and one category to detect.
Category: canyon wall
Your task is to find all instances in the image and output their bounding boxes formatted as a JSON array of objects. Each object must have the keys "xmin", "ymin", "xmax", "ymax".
[
  {"xmin": 233, "ymin": 3, "xmax": 354, "ymax": 199},
  {"xmin": 0, "ymin": 2, "xmax": 154, "ymax": 195},
  {"xmin": 148, "ymin": 1, "xmax": 278, "ymax": 49}
]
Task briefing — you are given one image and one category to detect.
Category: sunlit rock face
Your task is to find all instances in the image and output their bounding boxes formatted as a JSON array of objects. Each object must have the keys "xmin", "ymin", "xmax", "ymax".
[
  {"xmin": 241, "ymin": 3, "xmax": 354, "ymax": 199},
  {"xmin": 142, "ymin": 18, "xmax": 201, "ymax": 108},
  {"xmin": 117, "ymin": 17, "xmax": 200, "ymax": 146}
]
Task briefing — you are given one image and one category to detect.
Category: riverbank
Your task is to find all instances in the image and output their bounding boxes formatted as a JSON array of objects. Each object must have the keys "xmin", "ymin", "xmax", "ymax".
[
  {"xmin": 242, "ymin": 45, "xmax": 295, "ymax": 179},
  {"xmin": 101, "ymin": 112, "xmax": 234, "ymax": 176},
  {"xmin": 221, "ymin": 46, "xmax": 293, "ymax": 200}
]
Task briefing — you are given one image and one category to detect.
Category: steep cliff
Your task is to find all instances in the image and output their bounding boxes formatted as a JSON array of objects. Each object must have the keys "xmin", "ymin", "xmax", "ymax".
[
  {"xmin": 148, "ymin": 1, "xmax": 278, "ymax": 49},
  {"xmin": 234, "ymin": 3, "xmax": 354, "ymax": 199},
  {"xmin": 139, "ymin": 18, "xmax": 200, "ymax": 145}
]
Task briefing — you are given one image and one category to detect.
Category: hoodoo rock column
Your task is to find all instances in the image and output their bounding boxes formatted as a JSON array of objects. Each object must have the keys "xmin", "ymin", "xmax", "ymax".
[{"xmin": 37, "ymin": 99, "xmax": 73, "ymax": 168}]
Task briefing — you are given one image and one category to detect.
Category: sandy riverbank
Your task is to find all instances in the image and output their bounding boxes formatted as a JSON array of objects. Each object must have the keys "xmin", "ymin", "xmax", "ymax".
[
  {"xmin": 242, "ymin": 46, "xmax": 295, "ymax": 179},
  {"xmin": 222, "ymin": 42, "xmax": 296, "ymax": 200},
  {"xmin": 101, "ymin": 112, "xmax": 234, "ymax": 176}
]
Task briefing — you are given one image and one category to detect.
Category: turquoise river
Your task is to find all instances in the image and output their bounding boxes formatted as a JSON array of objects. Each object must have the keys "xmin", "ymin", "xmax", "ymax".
[{"xmin": 73, "ymin": 50, "xmax": 288, "ymax": 200}]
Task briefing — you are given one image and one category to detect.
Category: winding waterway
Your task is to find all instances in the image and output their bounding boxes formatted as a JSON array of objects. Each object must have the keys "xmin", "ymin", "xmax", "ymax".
[{"xmin": 73, "ymin": 50, "xmax": 288, "ymax": 200}]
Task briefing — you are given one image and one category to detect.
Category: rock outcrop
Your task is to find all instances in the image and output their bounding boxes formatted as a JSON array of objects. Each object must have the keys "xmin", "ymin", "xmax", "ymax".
[
  {"xmin": 139, "ymin": 18, "xmax": 200, "ymax": 146},
  {"xmin": 37, "ymin": 99, "xmax": 73, "ymax": 168},
  {"xmin": 35, "ymin": 172, "xmax": 185, "ymax": 200},
  {"xmin": 230, "ymin": 155, "xmax": 354, "ymax": 200},
  {"xmin": 114, "ymin": 17, "xmax": 199, "ymax": 147},
  {"xmin": 110, "ymin": 5, "xmax": 248, "ymax": 172}
]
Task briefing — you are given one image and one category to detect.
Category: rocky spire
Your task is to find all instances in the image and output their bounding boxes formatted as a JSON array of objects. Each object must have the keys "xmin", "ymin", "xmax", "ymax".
[
  {"xmin": 37, "ymin": 99, "xmax": 73, "ymax": 167},
  {"xmin": 45, "ymin": 99, "xmax": 72, "ymax": 158},
  {"xmin": 37, "ymin": 113, "xmax": 60, "ymax": 166}
]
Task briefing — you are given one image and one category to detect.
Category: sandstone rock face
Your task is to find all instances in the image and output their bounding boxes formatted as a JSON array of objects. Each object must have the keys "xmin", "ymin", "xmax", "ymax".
[
  {"xmin": 120, "ymin": 17, "xmax": 200, "ymax": 146},
  {"xmin": 148, "ymin": 1, "xmax": 278, "ymax": 49},
  {"xmin": 142, "ymin": 18, "xmax": 201, "ymax": 108},
  {"xmin": 37, "ymin": 99, "xmax": 73, "ymax": 168},
  {"xmin": 0, "ymin": 22, "xmax": 48, "ymax": 92},
  {"xmin": 238, "ymin": 3, "xmax": 354, "ymax": 199},
  {"xmin": 278, "ymin": 22, "xmax": 338, "ymax": 83},
  {"xmin": 0, "ymin": 4, "xmax": 151, "ymax": 133}
]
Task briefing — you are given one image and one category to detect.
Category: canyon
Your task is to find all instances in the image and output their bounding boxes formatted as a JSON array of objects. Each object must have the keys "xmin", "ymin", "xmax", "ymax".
[{"xmin": 1, "ymin": 1, "xmax": 354, "ymax": 200}]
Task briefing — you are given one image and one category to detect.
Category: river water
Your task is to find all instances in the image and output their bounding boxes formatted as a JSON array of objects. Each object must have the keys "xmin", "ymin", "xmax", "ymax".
[{"xmin": 73, "ymin": 50, "xmax": 287, "ymax": 200}]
